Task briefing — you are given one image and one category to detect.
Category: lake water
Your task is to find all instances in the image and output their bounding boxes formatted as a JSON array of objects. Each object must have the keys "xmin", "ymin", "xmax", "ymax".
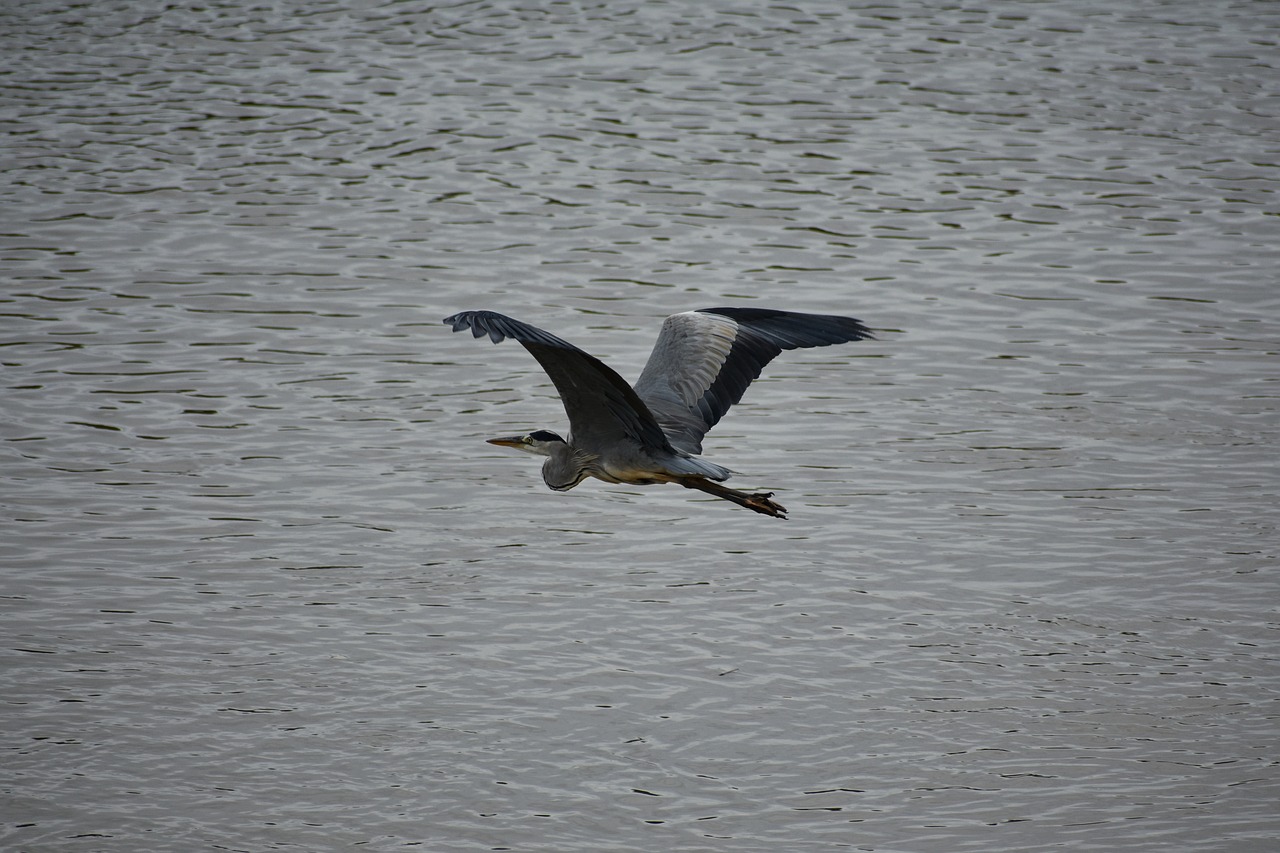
[{"xmin": 3, "ymin": 1, "xmax": 1277, "ymax": 851}]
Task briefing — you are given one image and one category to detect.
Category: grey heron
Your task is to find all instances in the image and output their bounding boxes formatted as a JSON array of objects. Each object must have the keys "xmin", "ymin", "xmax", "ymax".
[{"xmin": 444, "ymin": 307, "xmax": 874, "ymax": 518}]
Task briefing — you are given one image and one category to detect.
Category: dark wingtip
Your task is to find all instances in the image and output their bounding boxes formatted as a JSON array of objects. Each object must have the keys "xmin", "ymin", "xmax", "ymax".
[
  {"xmin": 443, "ymin": 310, "xmax": 508, "ymax": 343},
  {"xmin": 698, "ymin": 307, "xmax": 876, "ymax": 347},
  {"xmin": 443, "ymin": 310, "xmax": 583, "ymax": 350}
]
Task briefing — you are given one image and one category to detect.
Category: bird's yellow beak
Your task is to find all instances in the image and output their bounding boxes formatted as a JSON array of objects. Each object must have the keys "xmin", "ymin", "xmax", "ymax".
[{"xmin": 486, "ymin": 435, "xmax": 525, "ymax": 449}]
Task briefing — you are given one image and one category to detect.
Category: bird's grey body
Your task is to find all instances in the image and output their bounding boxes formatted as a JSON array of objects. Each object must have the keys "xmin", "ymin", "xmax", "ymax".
[{"xmin": 444, "ymin": 307, "xmax": 873, "ymax": 518}]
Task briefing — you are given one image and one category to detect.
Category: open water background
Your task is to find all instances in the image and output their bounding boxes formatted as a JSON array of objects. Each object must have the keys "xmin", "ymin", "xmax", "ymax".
[{"xmin": 2, "ymin": 1, "xmax": 1277, "ymax": 851}]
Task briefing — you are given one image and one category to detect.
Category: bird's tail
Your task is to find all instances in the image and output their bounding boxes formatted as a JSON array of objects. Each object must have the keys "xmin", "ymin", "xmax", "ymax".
[{"xmin": 665, "ymin": 454, "xmax": 733, "ymax": 482}]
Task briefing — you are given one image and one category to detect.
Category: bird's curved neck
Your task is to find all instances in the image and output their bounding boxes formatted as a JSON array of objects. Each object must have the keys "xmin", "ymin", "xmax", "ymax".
[{"xmin": 541, "ymin": 442, "xmax": 593, "ymax": 491}]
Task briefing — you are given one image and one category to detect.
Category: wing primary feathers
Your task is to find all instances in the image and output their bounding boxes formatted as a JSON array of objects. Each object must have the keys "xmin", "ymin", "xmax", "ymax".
[
  {"xmin": 697, "ymin": 307, "xmax": 875, "ymax": 348},
  {"xmin": 445, "ymin": 310, "xmax": 579, "ymax": 349}
]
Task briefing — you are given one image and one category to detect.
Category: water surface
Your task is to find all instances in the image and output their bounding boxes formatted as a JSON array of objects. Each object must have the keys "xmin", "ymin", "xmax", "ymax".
[{"xmin": 3, "ymin": 2, "xmax": 1277, "ymax": 851}]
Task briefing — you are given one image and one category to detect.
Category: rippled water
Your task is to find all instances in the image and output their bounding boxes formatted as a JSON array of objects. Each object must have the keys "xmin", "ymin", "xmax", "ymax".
[{"xmin": 3, "ymin": 1, "xmax": 1277, "ymax": 851}]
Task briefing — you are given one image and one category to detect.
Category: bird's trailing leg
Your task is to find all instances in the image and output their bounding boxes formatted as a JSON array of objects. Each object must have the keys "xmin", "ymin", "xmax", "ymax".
[{"xmin": 676, "ymin": 477, "xmax": 788, "ymax": 519}]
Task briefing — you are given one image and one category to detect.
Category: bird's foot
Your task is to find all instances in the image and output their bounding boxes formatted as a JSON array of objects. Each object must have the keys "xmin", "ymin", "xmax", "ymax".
[{"xmin": 745, "ymin": 491, "xmax": 788, "ymax": 519}]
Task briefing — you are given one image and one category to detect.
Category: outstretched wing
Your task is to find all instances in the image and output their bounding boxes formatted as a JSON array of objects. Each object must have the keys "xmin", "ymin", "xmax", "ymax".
[
  {"xmin": 632, "ymin": 307, "xmax": 874, "ymax": 454},
  {"xmin": 444, "ymin": 310, "xmax": 674, "ymax": 454}
]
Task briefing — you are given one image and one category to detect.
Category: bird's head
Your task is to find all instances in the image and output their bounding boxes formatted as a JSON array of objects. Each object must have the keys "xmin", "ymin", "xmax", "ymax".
[{"xmin": 486, "ymin": 429, "xmax": 567, "ymax": 457}]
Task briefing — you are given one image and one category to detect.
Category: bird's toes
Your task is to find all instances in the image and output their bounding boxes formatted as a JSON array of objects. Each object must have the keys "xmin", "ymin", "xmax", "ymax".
[{"xmin": 748, "ymin": 491, "xmax": 788, "ymax": 519}]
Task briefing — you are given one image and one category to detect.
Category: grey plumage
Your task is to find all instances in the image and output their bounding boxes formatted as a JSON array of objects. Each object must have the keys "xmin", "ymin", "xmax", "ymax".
[{"xmin": 444, "ymin": 307, "xmax": 874, "ymax": 518}]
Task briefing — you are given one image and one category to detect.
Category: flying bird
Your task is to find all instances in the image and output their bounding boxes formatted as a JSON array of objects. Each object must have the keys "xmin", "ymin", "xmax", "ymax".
[{"xmin": 444, "ymin": 307, "xmax": 874, "ymax": 518}]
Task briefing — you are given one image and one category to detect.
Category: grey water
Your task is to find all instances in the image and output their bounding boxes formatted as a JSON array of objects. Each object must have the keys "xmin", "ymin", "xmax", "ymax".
[{"xmin": 2, "ymin": 1, "xmax": 1277, "ymax": 851}]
